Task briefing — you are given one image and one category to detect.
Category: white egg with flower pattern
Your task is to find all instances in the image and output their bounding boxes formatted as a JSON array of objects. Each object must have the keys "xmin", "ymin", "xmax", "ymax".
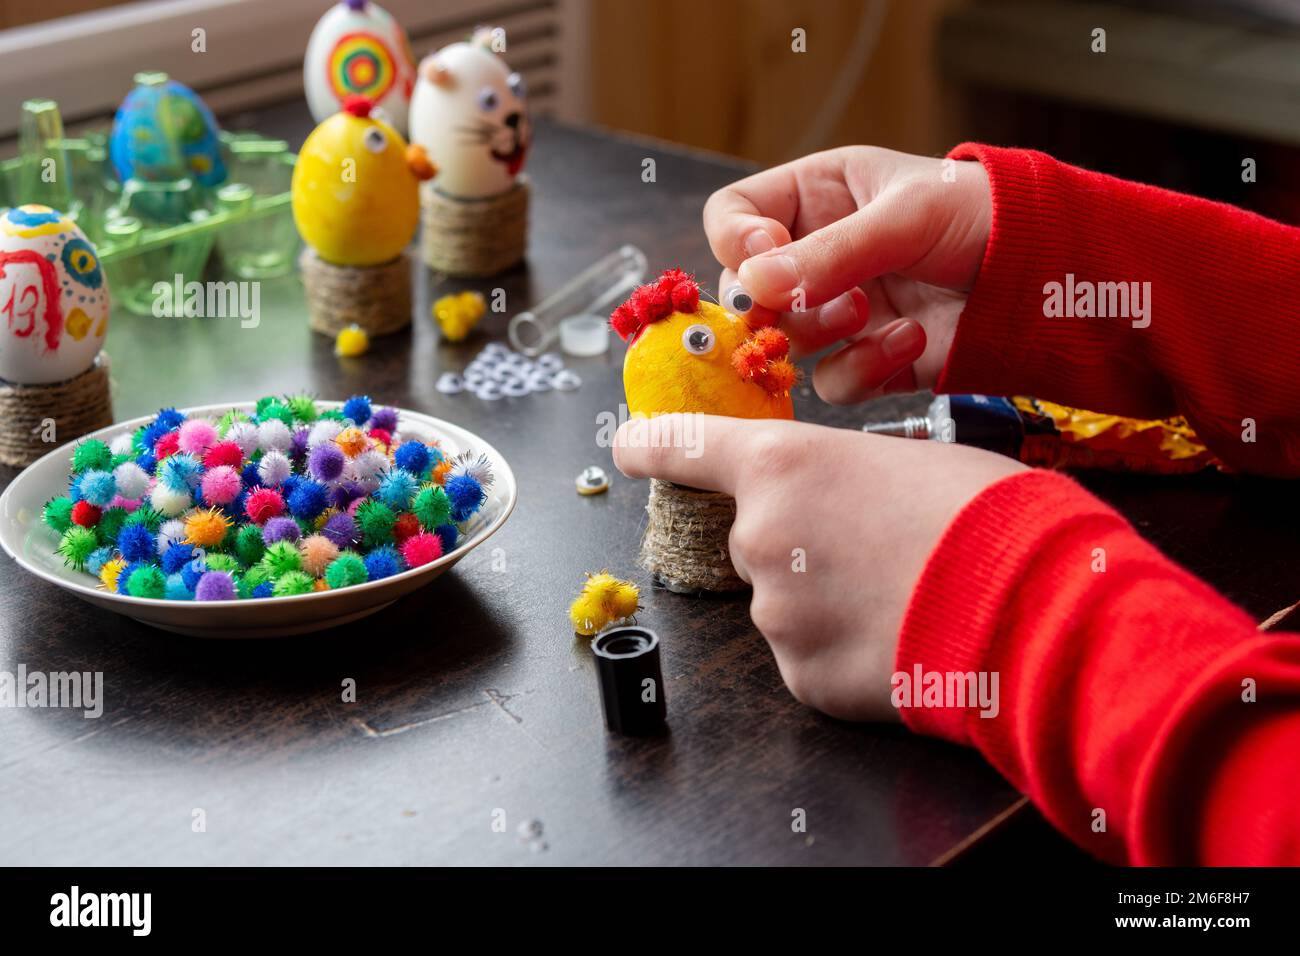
[{"xmin": 0, "ymin": 205, "xmax": 108, "ymax": 385}]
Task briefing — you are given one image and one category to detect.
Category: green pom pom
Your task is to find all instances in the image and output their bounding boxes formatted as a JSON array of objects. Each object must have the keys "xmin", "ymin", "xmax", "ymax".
[
  {"xmin": 234, "ymin": 524, "xmax": 266, "ymax": 566},
  {"xmin": 126, "ymin": 565, "xmax": 166, "ymax": 599},
  {"xmin": 272, "ymin": 571, "xmax": 315, "ymax": 596},
  {"xmin": 217, "ymin": 409, "xmax": 250, "ymax": 436},
  {"xmin": 325, "ymin": 551, "xmax": 368, "ymax": 589},
  {"xmin": 58, "ymin": 527, "xmax": 99, "ymax": 570},
  {"xmin": 287, "ymin": 395, "xmax": 318, "ymax": 423},
  {"xmin": 204, "ymin": 552, "xmax": 239, "ymax": 573},
  {"xmin": 43, "ymin": 497, "xmax": 75, "ymax": 533},
  {"xmin": 319, "ymin": 409, "xmax": 346, "ymax": 422},
  {"xmin": 258, "ymin": 400, "xmax": 293, "ymax": 427},
  {"xmin": 131, "ymin": 426, "xmax": 148, "ymax": 454},
  {"xmin": 258, "ymin": 540, "xmax": 301, "ymax": 579},
  {"xmin": 355, "ymin": 499, "xmax": 395, "ymax": 547},
  {"xmin": 95, "ymin": 507, "xmax": 129, "ymax": 547},
  {"xmin": 72, "ymin": 439, "xmax": 112, "ymax": 473},
  {"xmin": 125, "ymin": 507, "xmax": 165, "ymax": 532},
  {"xmin": 110, "ymin": 453, "xmax": 132, "ymax": 468},
  {"xmin": 242, "ymin": 564, "xmax": 272, "ymax": 589},
  {"xmin": 412, "ymin": 485, "xmax": 451, "ymax": 530}
]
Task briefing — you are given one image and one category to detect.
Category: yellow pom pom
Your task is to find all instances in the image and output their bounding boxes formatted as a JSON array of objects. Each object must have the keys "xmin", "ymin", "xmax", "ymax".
[
  {"xmin": 313, "ymin": 578, "xmax": 330, "ymax": 592},
  {"xmin": 183, "ymin": 507, "xmax": 232, "ymax": 548},
  {"xmin": 100, "ymin": 556, "xmax": 127, "ymax": 592},
  {"xmin": 335, "ymin": 324, "xmax": 370, "ymax": 357},
  {"xmin": 335, "ymin": 427, "xmax": 368, "ymax": 457},
  {"xmin": 432, "ymin": 291, "xmax": 486, "ymax": 342},
  {"xmin": 569, "ymin": 570, "xmax": 640, "ymax": 636}
]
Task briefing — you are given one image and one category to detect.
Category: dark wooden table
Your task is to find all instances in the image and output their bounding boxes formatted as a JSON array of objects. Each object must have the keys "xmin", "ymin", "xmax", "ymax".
[{"xmin": 1, "ymin": 103, "xmax": 1293, "ymax": 866}]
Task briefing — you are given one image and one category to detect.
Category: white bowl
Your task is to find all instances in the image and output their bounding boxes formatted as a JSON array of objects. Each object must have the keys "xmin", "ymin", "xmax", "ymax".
[{"xmin": 0, "ymin": 402, "xmax": 516, "ymax": 638}]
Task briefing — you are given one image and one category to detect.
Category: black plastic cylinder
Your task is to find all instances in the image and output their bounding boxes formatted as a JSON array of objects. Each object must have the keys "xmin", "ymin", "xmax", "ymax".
[{"xmin": 591, "ymin": 626, "xmax": 667, "ymax": 735}]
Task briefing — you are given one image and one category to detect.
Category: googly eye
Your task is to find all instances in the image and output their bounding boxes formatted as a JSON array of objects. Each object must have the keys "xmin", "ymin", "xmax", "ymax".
[
  {"xmin": 507, "ymin": 72, "xmax": 527, "ymax": 98},
  {"xmin": 478, "ymin": 87, "xmax": 499, "ymax": 112},
  {"xmin": 681, "ymin": 324, "xmax": 716, "ymax": 356},
  {"xmin": 723, "ymin": 284, "xmax": 753, "ymax": 315},
  {"xmin": 362, "ymin": 127, "xmax": 387, "ymax": 154}
]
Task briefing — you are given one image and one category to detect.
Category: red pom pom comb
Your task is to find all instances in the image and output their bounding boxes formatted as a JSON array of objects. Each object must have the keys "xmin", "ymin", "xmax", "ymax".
[{"xmin": 610, "ymin": 269, "xmax": 701, "ymax": 342}]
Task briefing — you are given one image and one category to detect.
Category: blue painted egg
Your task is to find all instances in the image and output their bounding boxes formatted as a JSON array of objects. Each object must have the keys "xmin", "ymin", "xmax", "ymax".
[{"xmin": 109, "ymin": 72, "xmax": 226, "ymax": 187}]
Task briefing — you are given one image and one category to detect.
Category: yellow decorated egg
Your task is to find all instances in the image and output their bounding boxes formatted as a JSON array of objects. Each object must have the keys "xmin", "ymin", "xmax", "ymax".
[
  {"xmin": 290, "ymin": 97, "xmax": 433, "ymax": 267},
  {"xmin": 0, "ymin": 205, "xmax": 109, "ymax": 385}
]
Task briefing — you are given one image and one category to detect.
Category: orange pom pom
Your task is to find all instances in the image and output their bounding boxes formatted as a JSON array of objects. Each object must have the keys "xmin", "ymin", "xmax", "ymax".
[
  {"xmin": 731, "ymin": 340, "xmax": 767, "ymax": 381},
  {"xmin": 757, "ymin": 358, "xmax": 798, "ymax": 394},
  {"xmin": 334, "ymin": 427, "xmax": 368, "ymax": 458},
  {"xmin": 751, "ymin": 326, "xmax": 789, "ymax": 361}
]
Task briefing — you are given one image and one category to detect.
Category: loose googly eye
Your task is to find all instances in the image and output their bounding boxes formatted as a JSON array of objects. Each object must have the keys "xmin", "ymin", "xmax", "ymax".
[
  {"xmin": 508, "ymin": 72, "xmax": 527, "ymax": 98},
  {"xmin": 723, "ymin": 284, "xmax": 753, "ymax": 315},
  {"xmin": 363, "ymin": 127, "xmax": 387, "ymax": 154},
  {"xmin": 478, "ymin": 87, "xmax": 499, "ymax": 112},
  {"xmin": 682, "ymin": 324, "xmax": 716, "ymax": 355}
]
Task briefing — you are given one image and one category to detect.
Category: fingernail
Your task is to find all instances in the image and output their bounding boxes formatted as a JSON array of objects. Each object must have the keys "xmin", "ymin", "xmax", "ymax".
[
  {"xmin": 817, "ymin": 291, "xmax": 856, "ymax": 330},
  {"xmin": 742, "ymin": 254, "xmax": 799, "ymax": 296},
  {"xmin": 744, "ymin": 229, "xmax": 775, "ymax": 257},
  {"xmin": 881, "ymin": 321, "xmax": 923, "ymax": 362}
]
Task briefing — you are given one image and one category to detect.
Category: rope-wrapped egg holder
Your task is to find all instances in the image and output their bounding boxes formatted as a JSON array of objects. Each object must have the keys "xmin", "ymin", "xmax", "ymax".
[
  {"xmin": 640, "ymin": 478, "xmax": 747, "ymax": 594},
  {"xmin": 419, "ymin": 179, "xmax": 529, "ymax": 278},
  {"xmin": 299, "ymin": 247, "xmax": 412, "ymax": 338},
  {"xmin": 0, "ymin": 354, "xmax": 113, "ymax": 468}
]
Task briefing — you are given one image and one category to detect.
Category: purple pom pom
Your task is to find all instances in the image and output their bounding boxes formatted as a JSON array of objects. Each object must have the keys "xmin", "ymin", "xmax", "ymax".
[
  {"xmin": 262, "ymin": 516, "xmax": 301, "ymax": 544},
  {"xmin": 195, "ymin": 571, "xmax": 236, "ymax": 601},
  {"xmin": 370, "ymin": 406, "xmax": 398, "ymax": 433},
  {"xmin": 308, "ymin": 442, "xmax": 345, "ymax": 482},
  {"xmin": 289, "ymin": 427, "xmax": 310, "ymax": 465},
  {"xmin": 321, "ymin": 512, "xmax": 358, "ymax": 548}
]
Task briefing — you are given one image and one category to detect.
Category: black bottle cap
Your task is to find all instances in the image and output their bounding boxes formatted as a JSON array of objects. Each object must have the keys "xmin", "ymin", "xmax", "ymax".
[{"xmin": 591, "ymin": 626, "xmax": 667, "ymax": 735}]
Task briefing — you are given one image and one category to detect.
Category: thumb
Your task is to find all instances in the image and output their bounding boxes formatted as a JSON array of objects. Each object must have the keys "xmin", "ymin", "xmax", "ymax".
[{"xmin": 737, "ymin": 196, "xmax": 921, "ymax": 310}]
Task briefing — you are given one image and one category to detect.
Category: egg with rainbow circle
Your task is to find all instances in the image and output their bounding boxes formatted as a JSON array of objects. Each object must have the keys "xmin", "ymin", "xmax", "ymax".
[
  {"xmin": 304, "ymin": 0, "xmax": 416, "ymax": 136},
  {"xmin": 109, "ymin": 72, "xmax": 226, "ymax": 187},
  {"xmin": 0, "ymin": 205, "xmax": 109, "ymax": 385}
]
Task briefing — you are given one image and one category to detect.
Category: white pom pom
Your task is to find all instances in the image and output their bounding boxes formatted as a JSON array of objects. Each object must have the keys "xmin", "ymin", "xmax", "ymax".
[
  {"xmin": 227, "ymin": 421, "xmax": 259, "ymax": 456},
  {"xmin": 257, "ymin": 419, "xmax": 292, "ymax": 453},
  {"xmin": 257, "ymin": 450, "xmax": 292, "ymax": 487},
  {"xmin": 112, "ymin": 462, "xmax": 150, "ymax": 501},
  {"xmin": 157, "ymin": 518, "xmax": 187, "ymax": 553},
  {"xmin": 151, "ymin": 484, "xmax": 192, "ymax": 517},
  {"xmin": 109, "ymin": 433, "xmax": 135, "ymax": 456},
  {"xmin": 308, "ymin": 419, "xmax": 343, "ymax": 448}
]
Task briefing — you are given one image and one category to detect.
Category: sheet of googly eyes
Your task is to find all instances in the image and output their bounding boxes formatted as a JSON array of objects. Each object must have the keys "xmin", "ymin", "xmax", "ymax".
[{"xmin": 445, "ymin": 344, "xmax": 581, "ymax": 400}]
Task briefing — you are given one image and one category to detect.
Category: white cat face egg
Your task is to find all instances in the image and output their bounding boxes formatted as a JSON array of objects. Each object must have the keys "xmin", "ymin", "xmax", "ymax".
[
  {"xmin": 409, "ymin": 36, "xmax": 531, "ymax": 199},
  {"xmin": 0, "ymin": 205, "xmax": 109, "ymax": 385},
  {"xmin": 304, "ymin": 0, "xmax": 416, "ymax": 135}
]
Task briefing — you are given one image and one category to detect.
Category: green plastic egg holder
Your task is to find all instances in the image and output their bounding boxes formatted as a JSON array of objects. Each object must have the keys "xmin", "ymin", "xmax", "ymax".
[{"xmin": 0, "ymin": 99, "xmax": 299, "ymax": 316}]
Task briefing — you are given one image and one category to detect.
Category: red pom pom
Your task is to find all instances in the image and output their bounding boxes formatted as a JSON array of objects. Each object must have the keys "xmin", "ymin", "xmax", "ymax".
[
  {"xmin": 758, "ymin": 358, "xmax": 798, "ymax": 394},
  {"xmin": 610, "ymin": 303, "xmax": 640, "ymax": 341},
  {"xmin": 202, "ymin": 440, "xmax": 244, "ymax": 469},
  {"xmin": 632, "ymin": 283, "xmax": 672, "ymax": 325},
  {"xmin": 368, "ymin": 428, "xmax": 392, "ymax": 448},
  {"xmin": 614, "ymin": 270, "xmax": 703, "ymax": 341},
  {"xmin": 400, "ymin": 531, "xmax": 444, "ymax": 567},
  {"xmin": 670, "ymin": 278, "xmax": 700, "ymax": 312},
  {"xmin": 731, "ymin": 341, "xmax": 767, "ymax": 381},
  {"xmin": 751, "ymin": 326, "xmax": 789, "ymax": 361},
  {"xmin": 392, "ymin": 511, "xmax": 421, "ymax": 545},
  {"xmin": 71, "ymin": 500, "xmax": 101, "ymax": 527},
  {"xmin": 342, "ymin": 95, "xmax": 373, "ymax": 118},
  {"xmin": 245, "ymin": 487, "xmax": 285, "ymax": 526},
  {"xmin": 154, "ymin": 431, "xmax": 180, "ymax": 460}
]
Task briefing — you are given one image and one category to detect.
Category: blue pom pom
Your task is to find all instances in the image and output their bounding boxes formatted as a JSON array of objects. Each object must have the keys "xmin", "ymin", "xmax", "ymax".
[
  {"xmin": 393, "ymin": 441, "xmax": 430, "ymax": 475},
  {"xmin": 86, "ymin": 546, "xmax": 113, "ymax": 577},
  {"xmin": 445, "ymin": 474, "xmax": 484, "ymax": 522},
  {"xmin": 281, "ymin": 473, "xmax": 302, "ymax": 498},
  {"xmin": 140, "ymin": 420, "xmax": 169, "ymax": 451},
  {"xmin": 342, "ymin": 395, "xmax": 372, "ymax": 426},
  {"xmin": 136, "ymin": 451, "xmax": 157, "ymax": 475},
  {"xmin": 241, "ymin": 462, "xmax": 262, "ymax": 488},
  {"xmin": 77, "ymin": 469, "xmax": 117, "ymax": 507},
  {"xmin": 252, "ymin": 581, "xmax": 275, "ymax": 598},
  {"xmin": 161, "ymin": 542, "xmax": 197, "ymax": 575},
  {"xmin": 376, "ymin": 470, "xmax": 418, "ymax": 510},
  {"xmin": 157, "ymin": 453, "xmax": 202, "ymax": 492},
  {"xmin": 287, "ymin": 480, "xmax": 328, "ymax": 520},
  {"xmin": 117, "ymin": 523, "xmax": 156, "ymax": 562},
  {"xmin": 154, "ymin": 408, "xmax": 186, "ymax": 431},
  {"xmin": 165, "ymin": 573, "xmax": 194, "ymax": 601},
  {"xmin": 181, "ymin": 558, "xmax": 207, "ymax": 591},
  {"xmin": 434, "ymin": 524, "xmax": 458, "ymax": 553},
  {"xmin": 363, "ymin": 545, "xmax": 405, "ymax": 580}
]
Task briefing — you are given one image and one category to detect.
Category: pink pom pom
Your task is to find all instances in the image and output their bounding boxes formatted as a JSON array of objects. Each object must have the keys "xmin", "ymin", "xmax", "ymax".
[
  {"xmin": 400, "ymin": 531, "xmax": 443, "ymax": 567},
  {"xmin": 109, "ymin": 495, "xmax": 141, "ymax": 513},
  {"xmin": 203, "ymin": 440, "xmax": 244, "ymax": 469},
  {"xmin": 201, "ymin": 465, "xmax": 242, "ymax": 505},
  {"xmin": 178, "ymin": 419, "xmax": 218, "ymax": 456},
  {"xmin": 245, "ymin": 487, "xmax": 285, "ymax": 525}
]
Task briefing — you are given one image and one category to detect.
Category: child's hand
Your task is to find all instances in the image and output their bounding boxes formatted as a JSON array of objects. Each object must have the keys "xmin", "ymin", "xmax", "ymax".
[
  {"xmin": 703, "ymin": 147, "xmax": 991, "ymax": 403},
  {"xmin": 613, "ymin": 414, "xmax": 1024, "ymax": 721}
]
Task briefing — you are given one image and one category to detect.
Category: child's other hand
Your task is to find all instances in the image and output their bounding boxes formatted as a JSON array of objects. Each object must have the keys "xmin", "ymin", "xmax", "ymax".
[
  {"xmin": 613, "ymin": 414, "xmax": 1024, "ymax": 721},
  {"xmin": 703, "ymin": 147, "xmax": 991, "ymax": 403}
]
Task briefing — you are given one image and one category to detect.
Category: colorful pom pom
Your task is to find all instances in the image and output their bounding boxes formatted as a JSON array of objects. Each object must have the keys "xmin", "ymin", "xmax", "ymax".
[
  {"xmin": 257, "ymin": 450, "xmax": 292, "ymax": 487},
  {"xmin": 321, "ymin": 512, "xmax": 359, "ymax": 548},
  {"xmin": 77, "ymin": 470, "xmax": 116, "ymax": 507},
  {"xmin": 126, "ymin": 564, "xmax": 167, "ymax": 599},
  {"xmin": 43, "ymin": 497, "xmax": 75, "ymax": 533},
  {"xmin": 376, "ymin": 470, "xmax": 418, "ymax": 510},
  {"xmin": 259, "ymin": 540, "xmax": 302, "ymax": 578},
  {"xmin": 118, "ymin": 523, "xmax": 156, "ymax": 561},
  {"xmin": 100, "ymin": 556, "xmax": 127, "ymax": 592},
  {"xmin": 96, "ymin": 508, "xmax": 129, "ymax": 547},
  {"xmin": 178, "ymin": 419, "xmax": 218, "ymax": 456},
  {"xmin": 154, "ymin": 431, "xmax": 181, "ymax": 460},
  {"xmin": 342, "ymin": 395, "xmax": 372, "ymax": 427},
  {"xmin": 165, "ymin": 573, "xmax": 194, "ymax": 600},
  {"xmin": 363, "ymin": 545, "xmax": 405, "ymax": 580},
  {"xmin": 324, "ymin": 551, "xmax": 368, "ymax": 589},
  {"xmin": 393, "ymin": 440, "xmax": 431, "ymax": 475},
  {"xmin": 203, "ymin": 440, "xmax": 244, "ymax": 469},
  {"xmin": 400, "ymin": 531, "xmax": 443, "ymax": 567},
  {"xmin": 157, "ymin": 453, "xmax": 202, "ymax": 492},
  {"xmin": 308, "ymin": 443, "xmax": 345, "ymax": 482},
  {"xmin": 85, "ymin": 546, "xmax": 113, "ymax": 577},
  {"xmin": 71, "ymin": 500, "xmax": 101, "ymax": 528},
  {"xmin": 161, "ymin": 543, "xmax": 197, "ymax": 575},
  {"xmin": 287, "ymin": 479, "xmax": 329, "ymax": 520},
  {"xmin": 272, "ymin": 571, "xmax": 315, "ymax": 596},
  {"xmin": 412, "ymin": 485, "xmax": 452, "ymax": 529},
  {"xmin": 58, "ymin": 526, "xmax": 100, "ymax": 570},
  {"xmin": 113, "ymin": 461, "xmax": 150, "ymax": 500},
  {"xmin": 233, "ymin": 524, "xmax": 266, "ymax": 566},
  {"xmin": 150, "ymin": 484, "xmax": 192, "ymax": 517},
  {"xmin": 194, "ymin": 571, "xmax": 237, "ymax": 601},
  {"xmin": 445, "ymin": 473, "xmax": 485, "ymax": 522},
  {"xmin": 200, "ymin": 465, "xmax": 243, "ymax": 506},
  {"xmin": 183, "ymin": 508, "xmax": 232, "ymax": 548},
  {"xmin": 71, "ymin": 439, "xmax": 113, "ymax": 473},
  {"xmin": 392, "ymin": 511, "xmax": 422, "ymax": 545},
  {"xmin": 257, "ymin": 419, "xmax": 293, "ymax": 453},
  {"xmin": 308, "ymin": 419, "xmax": 344, "ymax": 448},
  {"xmin": 569, "ymin": 571, "xmax": 641, "ymax": 636},
  {"xmin": 334, "ymin": 324, "xmax": 370, "ymax": 357},
  {"xmin": 245, "ymin": 487, "xmax": 285, "ymax": 525},
  {"xmin": 299, "ymin": 534, "xmax": 340, "ymax": 577},
  {"xmin": 355, "ymin": 499, "xmax": 395, "ymax": 547},
  {"xmin": 261, "ymin": 516, "xmax": 301, "ymax": 545},
  {"xmin": 226, "ymin": 421, "xmax": 259, "ymax": 457},
  {"xmin": 334, "ymin": 427, "xmax": 369, "ymax": 458},
  {"xmin": 370, "ymin": 407, "xmax": 398, "ymax": 433}
]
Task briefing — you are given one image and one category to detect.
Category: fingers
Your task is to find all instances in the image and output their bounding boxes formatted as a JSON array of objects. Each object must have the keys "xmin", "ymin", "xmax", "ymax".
[
  {"xmin": 717, "ymin": 268, "xmax": 870, "ymax": 360},
  {"xmin": 703, "ymin": 166, "xmax": 800, "ymax": 271},
  {"xmin": 612, "ymin": 414, "xmax": 748, "ymax": 496},
  {"xmin": 812, "ymin": 319, "xmax": 927, "ymax": 405},
  {"xmin": 737, "ymin": 194, "xmax": 921, "ymax": 311}
]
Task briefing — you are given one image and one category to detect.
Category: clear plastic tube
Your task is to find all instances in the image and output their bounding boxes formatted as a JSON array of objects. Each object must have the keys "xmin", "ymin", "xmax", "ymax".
[{"xmin": 508, "ymin": 244, "xmax": 647, "ymax": 356}]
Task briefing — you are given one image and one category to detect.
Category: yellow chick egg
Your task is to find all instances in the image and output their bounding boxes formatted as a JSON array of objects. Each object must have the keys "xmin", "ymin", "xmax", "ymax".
[
  {"xmin": 291, "ymin": 96, "xmax": 435, "ymax": 267},
  {"xmin": 615, "ymin": 271, "xmax": 794, "ymax": 420}
]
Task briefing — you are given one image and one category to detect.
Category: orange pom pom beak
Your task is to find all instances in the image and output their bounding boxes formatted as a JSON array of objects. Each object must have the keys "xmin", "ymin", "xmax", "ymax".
[
  {"xmin": 406, "ymin": 144, "xmax": 437, "ymax": 181},
  {"xmin": 730, "ymin": 326, "xmax": 796, "ymax": 395}
]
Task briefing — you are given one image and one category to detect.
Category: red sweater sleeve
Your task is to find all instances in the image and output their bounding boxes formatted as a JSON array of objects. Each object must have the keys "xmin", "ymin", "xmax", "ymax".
[
  {"xmin": 937, "ymin": 143, "xmax": 1300, "ymax": 478},
  {"xmin": 897, "ymin": 470, "xmax": 1300, "ymax": 865}
]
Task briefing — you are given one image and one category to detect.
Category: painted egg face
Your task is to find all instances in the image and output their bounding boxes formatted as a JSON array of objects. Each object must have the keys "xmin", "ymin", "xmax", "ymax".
[
  {"xmin": 0, "ymin": 205, "xmax": 109, "ymax": 385},
  {"xmin": 109, "ymin": 76, "xmax": 226, "ymax": 187},
  {"xmin": 410, "ymin": 38, "xmax": 531, "ymax": 199},
  {"xmin": 304, "ymin": 0, "xmax": 416, "ymax": 136}
]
